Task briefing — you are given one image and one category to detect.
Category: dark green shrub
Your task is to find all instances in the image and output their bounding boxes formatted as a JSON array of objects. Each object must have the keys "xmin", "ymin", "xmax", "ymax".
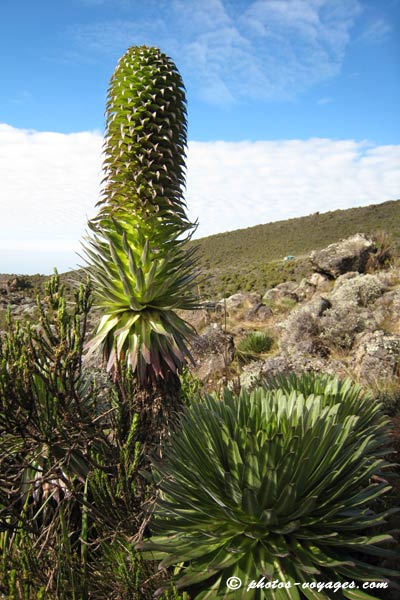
[
  {"xmin": 140, "ymin": 377, "xmax": 397, "ymax": 599},
  {"xmin": 236, "ymin": 331, "xmax": 273, "ymax": 364},
  {"xmin": 0, "ymin": 272, "xmax": 180, "ymax": 599}
]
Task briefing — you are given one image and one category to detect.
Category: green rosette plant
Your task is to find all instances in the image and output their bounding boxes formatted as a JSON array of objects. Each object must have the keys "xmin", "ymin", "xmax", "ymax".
[
  {"xmin": 139, "ymin": 377, "xmax": 398, "ymax": 599},
  {"xmin": 236, "ymin": 331, "xmax": 273, "ymax": 364},
  {"xmin": 84, "ymin": 45, "xmax": 199, "ymax": 383},
  {"xmin": 85, "ymin": 212, "xmax": 198, "ymax": 381}
]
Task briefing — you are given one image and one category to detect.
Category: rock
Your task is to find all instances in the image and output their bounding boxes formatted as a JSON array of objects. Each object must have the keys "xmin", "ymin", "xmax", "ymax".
[
  {"xmin": 191, "ymin": 324, "xmax": 235, "ymax": 382},
  {"xmin": 331, "ymin": 273, "xmax": 385, "ymax": 307},
  {"xmin": 309, "ymin": 272, "xmax": 330, "ymax": 288},
  {"xmin": 310, "ymin": 234, "xmax": 375, "ymax": 278},
  {"xmin": 218, "ymin": 292, "xmax": 261, "ymax": 312},
  {"xmin": 263, "ymin": 281, "xmax": 298, "ymax": 303},
  {"xmin": 293, "ymin": 274, "xmax": 330, "ymax": 301},
  {"xmin": 239, "ymin": 353, "xmax": 345, "ymax": 390},
  {"xmin": 279, "ymin": 296, "xmax": 331, "ymax": 356},
  {"xmin": 315, "ymin": 273, "xmax": 385, "ymax": 350},
  {"xmin": 319, "ymin": 302, "xmax": 365, "ymax": 350},
  {"xmin": 353, "ymin": 331, "xmax": 400, "ymax": 383},
  {"xmin": 375, "ymin": 288, "xmax": 400, "ymax": 310},
  {"xmin": 240, "ymin": 357, "xmax": 289, "ymax": 390},
  {"xmin": 244, "ymin": 303, "xmax": 273, "ymax": 321}
]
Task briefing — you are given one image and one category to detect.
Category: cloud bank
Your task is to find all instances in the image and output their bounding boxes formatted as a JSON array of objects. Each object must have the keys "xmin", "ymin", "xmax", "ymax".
[{"xmin": 0, "ymin": 123, "xmax": 399, "ymax": 274}]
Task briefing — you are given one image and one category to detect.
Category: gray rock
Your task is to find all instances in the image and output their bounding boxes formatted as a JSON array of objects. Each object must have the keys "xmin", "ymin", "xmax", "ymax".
[
  {"xmin": 240, "ymin": 357, "xmax": 290, "ymax": 390},
  {"xmin": 331, "ymin": 273, "xmax": 385, "ymax": 307},
  {"xmin": 309, "ymin": 272, "xmax": 330, "ymax": 288},
  {"xmin": 239, "ymin": 353, "xmax": 345, "ymax": 390},
  {"xmin": 319, "ymin": 302, "xmax": 365, "ymax": 350},
  {"xmin": 244, "ymin": 303, "xmax": 273, "ymax": 321},
  {"xmin": 191, "ymin": 324, "xmax": 235, "ymax": 382},
  {"xmin": 353, "ymin": 331, "xmax": 400, "ymax": 383},
  {"xmin": 279, "ymin": 296, "xmax": 331, "ymax": 356},
  {"xmin": 218, "ymin": 292, "xmax": 262, "ymax": 312},
  {"xmin": 263, "ymin": 281, "xmax": 298, "ymax": 303},
  {"xmin": 310, "ymin": 234, "xmax": 375, "ymax": 278}
]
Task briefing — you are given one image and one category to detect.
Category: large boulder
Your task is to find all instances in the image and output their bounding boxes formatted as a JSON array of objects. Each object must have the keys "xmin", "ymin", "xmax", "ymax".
[
  {"xmin": 353, "ymin": 331, "xmax": 400, "ymax": 383},
  {"xmin": 218, "ymin": 292, "xmax": 261, "ymax": 312},
  {"xmin": 263, "ymin": 281, "xmax": 299, "ymax": 304},
  {"xmin": 191, "ymin": 324, "xmax": 235, "ymax": 382},
  {"xmin": 310, "ymin": 234, "xmax": 375, "ymax": 278},
  {"xmin": 317, "ymin": 273, "xmax": 385, "ymax": 350},
  {"xmin": 279, "ymin": 296, "xmax": 331, "ymax": 356},
  {"xmin": 331, "ymin": 273, "xmax": 385, "ymax": 307}
]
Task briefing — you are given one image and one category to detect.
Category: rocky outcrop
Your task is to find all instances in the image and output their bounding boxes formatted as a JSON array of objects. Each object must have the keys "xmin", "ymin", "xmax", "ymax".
[
  {"xmin": 190, "ymin": 324, "xmax": 235, "ymax": 382},
  {"xmin": 237, "ymin": 235, "xmax": 399, "ymax": 391},
  {"xmin": 263, "ymin": 281, "xmax": 299, "ymax": 303},
  {"xmin": 279, "ymin": 296, "xmax": 331, "ymax": 356},
  {"xmin": 310, "ymin": 234, "xmax": 375, "ymax": 278},
  {"xmin": 352, "ymin": 331, "xmax": 400, "ymax": 383},
  {"xmin": 330, "ymin": 272, "xmax": 385, "ymax": 306},
  {"xmin": 218, "ymin": 292, "xmax": 261, "ymax": 312}
]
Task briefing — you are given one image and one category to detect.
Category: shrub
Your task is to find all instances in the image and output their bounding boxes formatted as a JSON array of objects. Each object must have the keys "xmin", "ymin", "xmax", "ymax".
[
  {"xmin": 236, "ymin": 331, "xmax": 273, "ymax": 364},
  {"xmin": 0, "ymin": 272, "xmax": 183, "ymax": 598},
  {"xmin": 367, "ymin": 230, "xmax": 395, "ymax": 271},
  {"xmin": 140, "ymin": 376, "xmax": 397, "ymax": 599}
]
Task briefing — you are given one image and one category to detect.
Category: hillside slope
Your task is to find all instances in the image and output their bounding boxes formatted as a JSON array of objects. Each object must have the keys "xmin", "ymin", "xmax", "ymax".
[
  {"xmin": 1, "ymin": 199, "xmax": 399, "ymax": 301},
  {"xmin": 192, "ymin": 199, "xmax": 400, "ymax": 297}
]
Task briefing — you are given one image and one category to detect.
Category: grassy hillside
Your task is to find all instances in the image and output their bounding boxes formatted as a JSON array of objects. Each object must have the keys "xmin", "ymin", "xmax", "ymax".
[
  {"xmin": 1, "ymin": 199, "xmax": 399, "ymax": 302},
  {"xmin": 192, "ymin": 199, "xmax": 400, "ymax": 298}
]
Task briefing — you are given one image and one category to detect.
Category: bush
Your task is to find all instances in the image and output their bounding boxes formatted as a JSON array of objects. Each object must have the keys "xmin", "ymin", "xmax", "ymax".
[
  {"xmin": 140, "ymin": 376, "xmax": 397, "ymax": 599},
  {"xmin": 0, "ymin": 272, "xmax": 182, "ymax": 599},
  {"xmin": 236, "ymin": 331, "xmax": 273, "ymax": 364}
]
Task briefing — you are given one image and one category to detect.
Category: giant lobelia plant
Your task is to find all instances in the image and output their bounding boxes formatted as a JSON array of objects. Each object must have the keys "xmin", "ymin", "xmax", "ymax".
[
  {"xmin": 139, "ymin": 376, "xmax": 398, "ymax": 599},
  {"xmin": 84, "ymin": 46, "xmax": 199, "ymax": 444}
]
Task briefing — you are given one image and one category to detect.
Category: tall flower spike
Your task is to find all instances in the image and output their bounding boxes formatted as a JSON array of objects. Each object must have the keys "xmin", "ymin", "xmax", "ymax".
[
  {"xmin": 98, "ymin": 45, "xmax": 190, "ymax": 228},
  {"xmin": 84, "ymin": 46, "xmax": 199, "ymax": 383}
]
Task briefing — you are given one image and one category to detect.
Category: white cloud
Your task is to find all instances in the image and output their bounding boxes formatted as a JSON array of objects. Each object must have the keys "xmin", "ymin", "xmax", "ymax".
[
  {"xmin": 0, "ymin": 123, "xmax": 102, "ymax": 273},
  {"xmin": 67, "ymin": 0, "xmax": 362, "ymax": 104},
  {"xmin": 0, "ymin": 123, "xmax": 399, "ymax": 274},
  {"xmin": 185, "ymin": 138, "xmax": 400, "ymax": 237}
]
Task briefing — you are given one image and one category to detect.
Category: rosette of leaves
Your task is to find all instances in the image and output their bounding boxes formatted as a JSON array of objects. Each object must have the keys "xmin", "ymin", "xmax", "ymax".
[
  {"xmin": 139, "ymin": 380, "xmax": 397, "ymax": 599},
  {"xmin": 236, "ymin": 331, "xmax": 273, "ymax": 364},
  {"xmin": 264, "ymin": 373, "xmax": 386, "ymax": 438},
  {"xmin": 85, "ymin": 211, "xmax": 199, "ymax": 382}
]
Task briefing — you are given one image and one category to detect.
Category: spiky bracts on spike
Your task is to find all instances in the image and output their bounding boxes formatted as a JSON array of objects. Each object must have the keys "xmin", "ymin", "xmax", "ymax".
[{"xmin": 98, "ymin": 45, "xmax": 189, "ymax": 226}]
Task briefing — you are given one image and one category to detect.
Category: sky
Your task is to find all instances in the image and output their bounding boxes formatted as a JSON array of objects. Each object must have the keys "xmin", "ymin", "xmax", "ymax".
[{"xmin": 0, "ymin": 0, "xmax": 399, "ymax": 274}]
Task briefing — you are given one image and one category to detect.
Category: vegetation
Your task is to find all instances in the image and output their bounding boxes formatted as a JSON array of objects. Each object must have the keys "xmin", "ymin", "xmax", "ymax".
[
  {"xmin": 0, "ymin": 271, "xmax": 191, "ymax": 598},
  {"xmin": 85, "ymin": 45, "xmax": 198, "ymax": 379},
  {"xmin": 236, "ymin": 331, "xmax": 274, "ymax": 364},
  {"xmin": 1, "ymin": 44, "xmax": 197, "ymax": 599},
  {"xmin": 192, "ymin": 200, "xmax": 400, "ymax": 298},
  {"xmin": 1, "ymin": 41, "xmax": 399, "ymax": 600},
  {"xmin": 140, "ymin": 376, "xmax": 397, "ymax": 599},
  {"xmin": 83, "ymin": 45, "xmax": 199, "ymax": 454}
]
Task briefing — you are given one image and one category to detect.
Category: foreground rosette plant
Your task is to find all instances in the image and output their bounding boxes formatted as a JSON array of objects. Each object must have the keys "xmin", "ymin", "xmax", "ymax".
[{"xmin": 139, "ymin": 376, "xmax": 398, "ymax": 599}]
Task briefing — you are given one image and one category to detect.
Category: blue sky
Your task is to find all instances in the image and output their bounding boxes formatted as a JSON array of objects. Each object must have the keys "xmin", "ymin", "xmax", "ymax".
[{"xmin": 0, "ymin": 0, "xmax": 399, "ymax": 274}]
